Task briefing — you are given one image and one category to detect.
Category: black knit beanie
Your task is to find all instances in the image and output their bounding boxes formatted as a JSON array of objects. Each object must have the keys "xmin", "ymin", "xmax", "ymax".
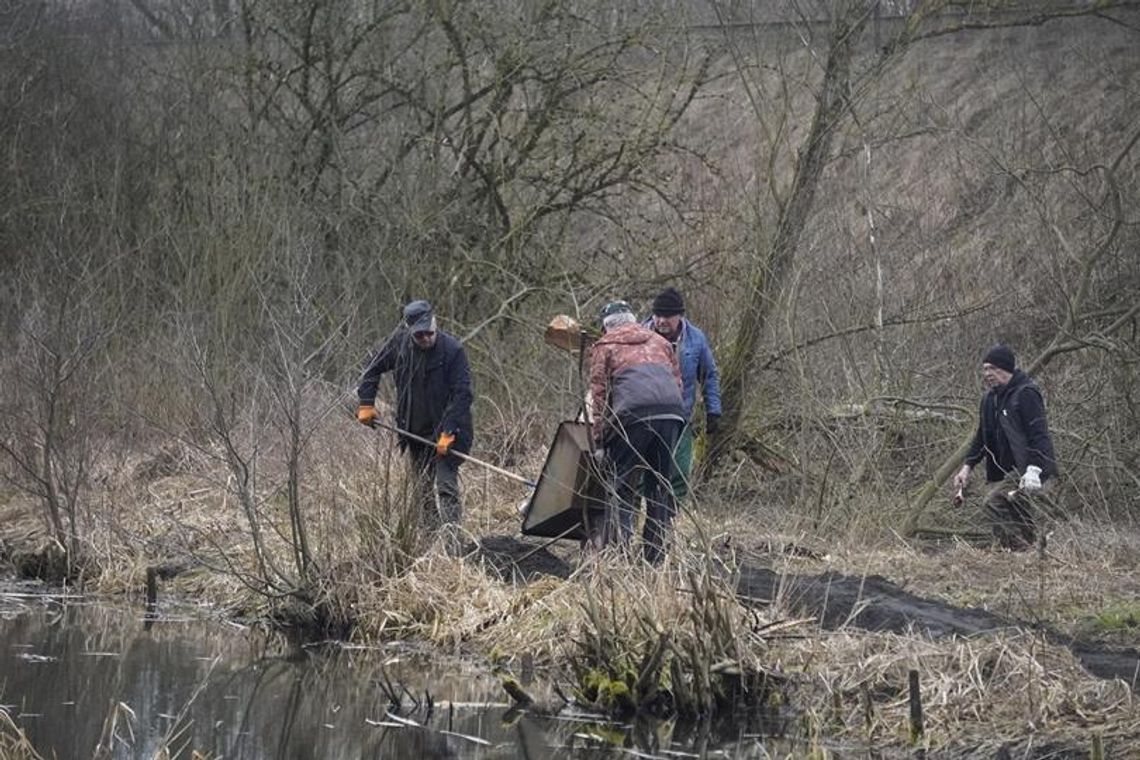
[
  {"xmin": 651, "ymin": 287, "xmax": 685, "ymax": 316},
  {"xmin": 982, "ymin": 344, "xmax": 1016, "ymax": 373}
]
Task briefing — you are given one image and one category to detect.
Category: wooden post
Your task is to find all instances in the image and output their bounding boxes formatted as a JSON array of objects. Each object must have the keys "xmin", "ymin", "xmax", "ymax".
[
  {"xmin": 860, "ymin": 682, "xmax": 874, "ymax": 730},
  {"xmin": 144, "ymin": 566, "xmax": 158, "ymax": 631},
  {"xmin": 908, "ymin": 669, "xmax": 924, "ymax": 743},
  {"xmin": 1092, "ymin": 732, "xmax": 1105, "ymax": 760}
]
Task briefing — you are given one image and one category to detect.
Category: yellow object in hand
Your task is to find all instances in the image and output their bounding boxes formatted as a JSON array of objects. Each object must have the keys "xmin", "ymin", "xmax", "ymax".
[{"xmin": 356, "ymin": 405, "xmax": 377, "ymax": 426}]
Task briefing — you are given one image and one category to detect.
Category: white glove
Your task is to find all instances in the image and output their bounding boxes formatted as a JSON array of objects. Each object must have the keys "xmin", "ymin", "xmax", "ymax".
[
  {"xmin": 952, "ymin": 464, "xmax": 971, "ymax": 492},
  {"xmin": 1019, "ymin": 465, "xmax": 1042, "ymax": 493}
]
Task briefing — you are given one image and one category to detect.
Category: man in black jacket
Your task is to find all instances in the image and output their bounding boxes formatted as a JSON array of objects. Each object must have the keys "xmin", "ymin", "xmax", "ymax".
[
  {"xmin": 356, "ymin": 300, "xmax": 474, "ymax": 535},
  {"xmin": 953, "ymin": 344, "xmax": 1057, "ymax": 550}
]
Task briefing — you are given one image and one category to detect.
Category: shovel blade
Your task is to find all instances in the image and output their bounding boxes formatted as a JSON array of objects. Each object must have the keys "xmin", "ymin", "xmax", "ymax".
[{"xmin": 544, "ymin": 315, "xmax": 592, "ymax": 352}]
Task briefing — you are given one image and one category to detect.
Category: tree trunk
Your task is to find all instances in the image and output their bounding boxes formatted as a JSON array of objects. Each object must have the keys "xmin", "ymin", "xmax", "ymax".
[{"xmin": 710, "ymin": 2, "xmax": 871, "ymax": 465}]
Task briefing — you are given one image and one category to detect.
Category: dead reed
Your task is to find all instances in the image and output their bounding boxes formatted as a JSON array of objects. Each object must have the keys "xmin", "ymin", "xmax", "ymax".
[
  {"xmin": 0, "ymin": 709, "xmax": 42, "ymax": 760},
  {"xmin": 772, "ymin": 627, "xmax": 1137, "ymax": 754},
  {"xmin": 2, "ymin": 397, "xmax": 1140, "ymax": 754},
  {"xmin": 562, "ymin": 550, "xmax": 789, "ymax": 720}
]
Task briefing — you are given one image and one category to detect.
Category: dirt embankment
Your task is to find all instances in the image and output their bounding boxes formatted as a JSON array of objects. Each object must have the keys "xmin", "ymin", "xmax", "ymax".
[
  {"xmin": 476, "ymin": 534, "xmax": 1140, "ymax": 690},
  {"xmin": 734, "ymin": 562, "xmax": 1140, "ymax": 688}
]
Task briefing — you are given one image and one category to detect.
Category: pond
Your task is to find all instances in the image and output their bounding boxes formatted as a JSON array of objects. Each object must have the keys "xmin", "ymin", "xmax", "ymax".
[{"xmin": 0, "ymin": 582, "xmax": 808, "ymax": 759}]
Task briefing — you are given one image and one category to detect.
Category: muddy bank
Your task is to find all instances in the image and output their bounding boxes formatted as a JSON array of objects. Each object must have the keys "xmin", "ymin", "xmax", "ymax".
[
  {"xmin": 470, "ymin": 535, "xmax": 573, "ymax": 582},
  {"xmin": 736, "ymin": 565, "xmax": 1009, "ymax": 637},
  {"xmin": 734, "ymin": 563, "xmax": 1140, "ymax": 689},
  {"xmin": 8, "ymin": 529, "xmax": 1138, "ymax": 694},
  {"xmin": 471, "ymin": 535, "xmax": 1140, "ymax": 691}
]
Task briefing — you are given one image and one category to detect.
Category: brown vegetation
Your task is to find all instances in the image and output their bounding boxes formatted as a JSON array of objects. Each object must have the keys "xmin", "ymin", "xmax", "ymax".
[{"xmin": 1, "ymin": 0, "xmax": 1139, "ymax": 755}]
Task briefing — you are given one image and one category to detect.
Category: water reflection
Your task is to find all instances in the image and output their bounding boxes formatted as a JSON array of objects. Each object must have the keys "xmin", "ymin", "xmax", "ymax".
[{"xmin": 0, "ymin": 587, "xmax": 804, "ymax": 759}]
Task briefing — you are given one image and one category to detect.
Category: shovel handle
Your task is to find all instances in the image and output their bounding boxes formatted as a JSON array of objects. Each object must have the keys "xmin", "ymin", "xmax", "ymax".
[{"xmin": 366, "ymin": 418, "xmax": 536, "ymax": 488}]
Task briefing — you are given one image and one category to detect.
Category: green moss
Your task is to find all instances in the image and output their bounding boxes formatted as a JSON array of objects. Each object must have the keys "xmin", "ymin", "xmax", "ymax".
[
  {"xmin": 575, "ymin": 668, "xmax": 638, "ymax": 714},
  {"xmin": 577, "ymin": 668, "xmax": 606, "ymax": 703},
  {"xmin": 599, "ymin": 679, "xmax": 634, "ymax": 713}
]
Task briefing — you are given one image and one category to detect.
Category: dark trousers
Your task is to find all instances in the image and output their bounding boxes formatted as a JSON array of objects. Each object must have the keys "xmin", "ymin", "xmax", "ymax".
[
  {"xmin": 983, "ymin": 476, "xmax": 1054, "ymax": 550},
  {"xmin": 640, "ymin": 423, "xmax": 694, "ymax": 502},
  {"xmin": 406, "ymin": 442, "xmax": 462, "ymax": 529},
  {"xmin": 602, "ymin": 417, "xmax": 682, "ymax": 565}
]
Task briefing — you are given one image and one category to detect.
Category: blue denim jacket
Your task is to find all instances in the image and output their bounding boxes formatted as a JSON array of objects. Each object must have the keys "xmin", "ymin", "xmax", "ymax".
[{"xmin": 642, "ymin": 318, "xmax": 721, "ymax": 422}]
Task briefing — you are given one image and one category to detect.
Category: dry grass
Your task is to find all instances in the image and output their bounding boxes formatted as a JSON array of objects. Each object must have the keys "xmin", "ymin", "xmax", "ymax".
[
  {"xmin": 0, "ymin": 709, "xmax": 42, "ymax": 760},
  {"xmin": 0, "ymin": 693, "xmax": 219, "ymax": 760},
  {"xmin": 816, "ymin": 520, "xmax": 1140, "ymax": 641},
  {"xmin": 0, "ymin": 5, "xmax": 1135, "ymax": 757},
  {"xmin": 354, "ymin": 549, "xmax": 519, "ymax": 643},
  {"xmin": 3, "ymin": 404, "xmax": 1140, "ymax": 754},
  {"xmin": 775, "ymin": 628, "xmax": 1136, "ymax": 754}
]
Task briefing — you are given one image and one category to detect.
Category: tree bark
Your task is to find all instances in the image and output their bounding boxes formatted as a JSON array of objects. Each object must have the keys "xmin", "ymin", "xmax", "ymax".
[{"xmin": 710, "ymin": 1, "xmax": 872, "ymax": 465}]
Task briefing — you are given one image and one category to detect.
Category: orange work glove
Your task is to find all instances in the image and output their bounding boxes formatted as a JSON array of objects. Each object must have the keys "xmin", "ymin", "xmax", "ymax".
[
  {"xmin": 356, "ymin": 405, "xmax": 377, "ymax": 426},
  {"xmin": 436, "ymin": 431, "xmax": 456, "ymax": 457}
]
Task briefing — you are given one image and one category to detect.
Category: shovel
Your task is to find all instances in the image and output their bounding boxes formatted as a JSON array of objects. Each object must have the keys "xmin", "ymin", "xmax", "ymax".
[{"xmin": 543, "ymin": 314, "xmax": 598, "ymax": 353}]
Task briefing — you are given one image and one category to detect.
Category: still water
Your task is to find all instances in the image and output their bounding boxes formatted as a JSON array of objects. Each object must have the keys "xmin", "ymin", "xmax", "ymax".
[{"xmin": 0, "ymin": 584, "xmax": 798, "ymax": 759}]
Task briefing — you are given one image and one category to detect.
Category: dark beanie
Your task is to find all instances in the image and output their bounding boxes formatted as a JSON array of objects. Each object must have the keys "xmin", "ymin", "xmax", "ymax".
[
  {"xmin": 983, "ymin": 344, "xmax": 1016, "ymax": 373},
  {"xmin": 651, "ymin": 287, "xmax": 685, "ymax": 316}
]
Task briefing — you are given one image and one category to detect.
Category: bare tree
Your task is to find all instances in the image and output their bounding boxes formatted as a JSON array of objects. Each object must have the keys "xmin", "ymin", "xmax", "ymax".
[
  {"xmin": 707, "ymin": 0, "xmax": 876, "ymax": 463},
  {"xmin": 903, "ymin": 126, "xmax": 1140, "ymax": 533},
  {"xmin": 0, "ymin": 246, "xmax": 116, "ymax": 569},
  {"xmin": 702, "ymin": 0, "xmax": 1138, "ymax": 475}
]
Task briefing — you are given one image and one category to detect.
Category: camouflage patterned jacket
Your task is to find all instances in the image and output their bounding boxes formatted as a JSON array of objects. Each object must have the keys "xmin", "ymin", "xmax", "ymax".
[{"xmin": 588, "ymin": 323, "xmax": 684, "ymax": 444}]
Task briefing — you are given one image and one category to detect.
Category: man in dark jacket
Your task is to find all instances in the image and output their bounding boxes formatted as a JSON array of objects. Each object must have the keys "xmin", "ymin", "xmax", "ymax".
[
  {"xmin": 953, "ymin": 344, "xmax": 1057, "ymax": 550},
  {"xmin": 356, "ymin": 300, "xmax": 474, "ymax": 533},
  {"xmin": 589, "ymin": 300, "xmax": 686, "ymax": 565}
]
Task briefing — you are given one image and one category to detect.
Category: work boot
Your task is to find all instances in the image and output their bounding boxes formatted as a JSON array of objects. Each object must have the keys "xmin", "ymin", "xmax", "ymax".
[
  {"xmin": 992, "ymin": 520, "xmax": 1026, "ymax": 551},
  {"xmin": 995, "ymin": 527, "xmax": 1034, "ymax": 552}
]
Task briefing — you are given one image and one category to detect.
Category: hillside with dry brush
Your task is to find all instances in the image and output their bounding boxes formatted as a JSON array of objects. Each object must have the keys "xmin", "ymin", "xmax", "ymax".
[{"xmin": 1, "ymin": 1, "xmax": 1139, "ymax": 756}]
